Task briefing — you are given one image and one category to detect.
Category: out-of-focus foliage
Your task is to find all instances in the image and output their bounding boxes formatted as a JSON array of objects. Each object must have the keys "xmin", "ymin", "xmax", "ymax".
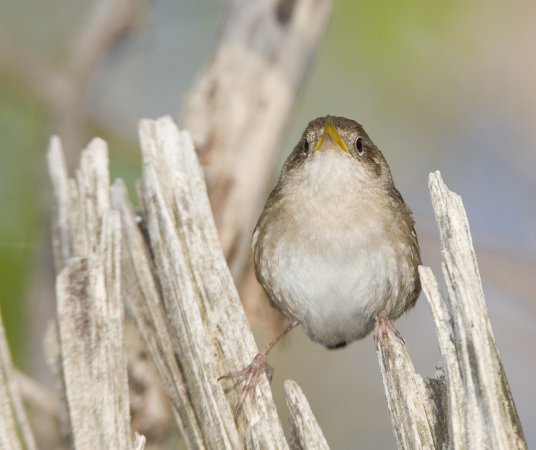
[{"xmin": 0, "ymin": 74, "xmax": 47, "ymax": 364}]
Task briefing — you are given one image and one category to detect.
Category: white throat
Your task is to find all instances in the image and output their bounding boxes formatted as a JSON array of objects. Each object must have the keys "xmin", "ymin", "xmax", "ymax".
[{"xmin": 293, "ymin": 150, "xmax": 369, "ymax": 198}]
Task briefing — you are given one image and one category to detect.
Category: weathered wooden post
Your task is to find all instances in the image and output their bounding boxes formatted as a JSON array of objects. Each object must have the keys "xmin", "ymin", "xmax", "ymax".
[{"xmin": 375, "ymin": 172, "xmax": 527, "ymax": 450}]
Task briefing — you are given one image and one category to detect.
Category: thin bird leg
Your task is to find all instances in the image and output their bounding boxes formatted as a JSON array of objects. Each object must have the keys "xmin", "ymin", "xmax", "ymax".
[
  {"xmin": 219, "ymin": 320, "xmax": 299, "ymax": 417},
  {"xmin": 373, "ymin": 312, "xmax": 405, "ymax": 344}
]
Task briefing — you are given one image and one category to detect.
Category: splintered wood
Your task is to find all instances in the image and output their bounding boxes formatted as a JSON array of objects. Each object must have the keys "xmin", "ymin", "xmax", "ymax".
[
  {"xmin": 48, "ymin": 138, "xmax": 142, "ymax": 450},
  {"xmin": 21, "ymin": 117, "xmax": 526, "ymax": 450},
  {"xmin": 375, "ymin": 172, "xmax": 527, "ymax": 450},
  {"xmin": 47, "ymin": 117, "xmax": 327, "ymax": 449}
]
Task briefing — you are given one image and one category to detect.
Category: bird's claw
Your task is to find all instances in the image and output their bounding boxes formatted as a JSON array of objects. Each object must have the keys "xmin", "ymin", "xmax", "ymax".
[
  {"xmin": 219, "ymin": 351, "xmax": 271, "ymax": 418},
  {"xmin": 374, "ymin": 313, "xmax": 405, "ymax": 344}
]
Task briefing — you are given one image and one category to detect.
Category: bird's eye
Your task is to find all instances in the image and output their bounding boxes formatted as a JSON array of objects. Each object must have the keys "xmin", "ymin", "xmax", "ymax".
[
  {"xmin": 303, "ymin": 137, "xmax": 310, "ymax": 153},
  {"xmin": 355, "ymin": 137, "xmax": 364, "ymax": 154}
]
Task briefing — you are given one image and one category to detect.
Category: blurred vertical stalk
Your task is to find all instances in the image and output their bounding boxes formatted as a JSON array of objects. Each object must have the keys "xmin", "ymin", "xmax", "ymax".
[{"xmin": 181, "ymin": 0, "xmax": 334, "ymax": 326}]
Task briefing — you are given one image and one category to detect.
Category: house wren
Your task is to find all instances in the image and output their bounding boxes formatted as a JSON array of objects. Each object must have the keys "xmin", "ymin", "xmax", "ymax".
[{"xmin": 221, "ymin": 115, "xmax": 421, "ymax": 415}]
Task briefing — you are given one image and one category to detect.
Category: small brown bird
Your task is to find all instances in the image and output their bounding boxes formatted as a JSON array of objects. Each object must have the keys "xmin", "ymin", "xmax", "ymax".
[{"xmin": 221, "ymin": 115, "xmax": 421, "ymax": 414}]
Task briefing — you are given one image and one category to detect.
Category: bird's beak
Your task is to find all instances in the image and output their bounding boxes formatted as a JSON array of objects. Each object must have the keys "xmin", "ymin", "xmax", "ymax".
[{"xmin": 314, "ymin": 117, "xmax": 350, "ymax": 154}]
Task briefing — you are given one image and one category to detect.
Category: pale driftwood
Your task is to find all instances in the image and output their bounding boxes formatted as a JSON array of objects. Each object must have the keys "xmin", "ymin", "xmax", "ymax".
[
  {"xmin": 375, "ymin": 321, "xmax": 446, "ymax": 450},
  {"xmin": 133, "ymin": 117, "xmax": 288, "ymax": 448},
  {"xmin": 376, "ymin": 172, "xmax": 526, "ymax": 450},
  {"xmin": 100, "ymin": 117, "xmax": 326, "ymax": 449},
  {"xmin": 112, "ymin": 180, "xmax": 203, "ymax": 447},
  {"xmin": 284, "ymin": 380, "xmax": 330, "ymax": 450},
  {"xmin": 46, "ymin": 117, "xmax": 327, "ymax": 449},
  {"xmin": 424, "ymin": 172, "xmax": 526, "ymax": 449},
  {"xmin": 181, "ymin": 0, "xmax": 334, "ymax": 278},
  {"xmin": 47, "ymin": 139, "xmax": 143, "ymax": 450},
  {"xmin": 0, "ymin": 311, "xmax": 37, "ymax": 450}
]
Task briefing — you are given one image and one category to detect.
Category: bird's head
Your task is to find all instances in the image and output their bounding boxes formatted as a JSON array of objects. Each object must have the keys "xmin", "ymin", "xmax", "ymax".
[{"xmin": 283, "ymin": 116, "xmax": 394, "ymax": 191}]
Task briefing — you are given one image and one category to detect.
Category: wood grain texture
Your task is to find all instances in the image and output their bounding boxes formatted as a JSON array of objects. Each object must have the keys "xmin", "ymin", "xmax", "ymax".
[
  {"xmin": 375, "ymin": 320, "xmax": 446, "ymax": 450},
  {"xmin": 284, "ymin": 380, "xmax": 330, "ymax": 450},
  {"xmin": 46, "ymin": 117, "xmax": 326, "ymax": 449},
  {"xmin": 48, "ymin": 138, "xmax": 142, "ymax": 450},
  {"xmin": 112, "ymin": 180, "xmax": 203, "ymax": 447},
  {"xmin": 424, "ymin": 172, "xmax": 526, "ymax": 449},
  {"xmin": 376, "ymin": 171, "xmax": 527, "ymax": 450},
  {"xmin": 136, "ymin": 116, "xmax": 288, "ymax": 449}
]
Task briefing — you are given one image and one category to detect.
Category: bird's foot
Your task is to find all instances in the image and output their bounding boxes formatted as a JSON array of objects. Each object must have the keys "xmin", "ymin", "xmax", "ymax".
[
  {"xmin": 218, "ymin": 321, "xmax": 298, "ymax": 418},
  {"xmin": 218, "ymin": 351, "xmax": 273, "ymax": 418},
  {"xmin": 374, "ymin": 313, "xmax": 405, "ymax": 344}
]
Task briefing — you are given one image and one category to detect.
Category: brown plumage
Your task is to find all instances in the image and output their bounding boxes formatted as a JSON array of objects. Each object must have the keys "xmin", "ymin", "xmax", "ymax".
[
  {"xmin": 253, "ymin": 116, "xmax": 421, "ymax": 347},
  {"xmin": 220, "ymin": 116, "xmax": 421, "ymax": 416}
]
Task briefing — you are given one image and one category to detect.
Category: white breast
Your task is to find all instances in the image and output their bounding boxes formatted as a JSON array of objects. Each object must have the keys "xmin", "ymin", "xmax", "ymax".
[{"xmin": 254, "ymin": 151, "xmax": 416, "ymax": 347}]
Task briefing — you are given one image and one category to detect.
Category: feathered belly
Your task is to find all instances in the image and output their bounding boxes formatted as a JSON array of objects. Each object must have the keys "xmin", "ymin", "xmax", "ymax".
[
  {"xmin": 255, "ymin": 221, "xmax": 408, "ymax": 347},
  {"xmin": 253, "ymin": 151, "xmax": 420, "ymax": 347}
]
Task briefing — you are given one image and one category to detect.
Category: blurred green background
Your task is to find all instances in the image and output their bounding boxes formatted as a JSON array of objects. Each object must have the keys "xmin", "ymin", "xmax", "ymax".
[{"xmin": 1, "ymin": 0, "xmax": 535, "ymax": 448}]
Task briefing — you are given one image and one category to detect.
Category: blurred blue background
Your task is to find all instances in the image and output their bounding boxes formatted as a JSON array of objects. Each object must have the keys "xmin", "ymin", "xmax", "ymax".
[{"xmin": 1, "ymin": 0, "xmax": 535, "ymax": 448}]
